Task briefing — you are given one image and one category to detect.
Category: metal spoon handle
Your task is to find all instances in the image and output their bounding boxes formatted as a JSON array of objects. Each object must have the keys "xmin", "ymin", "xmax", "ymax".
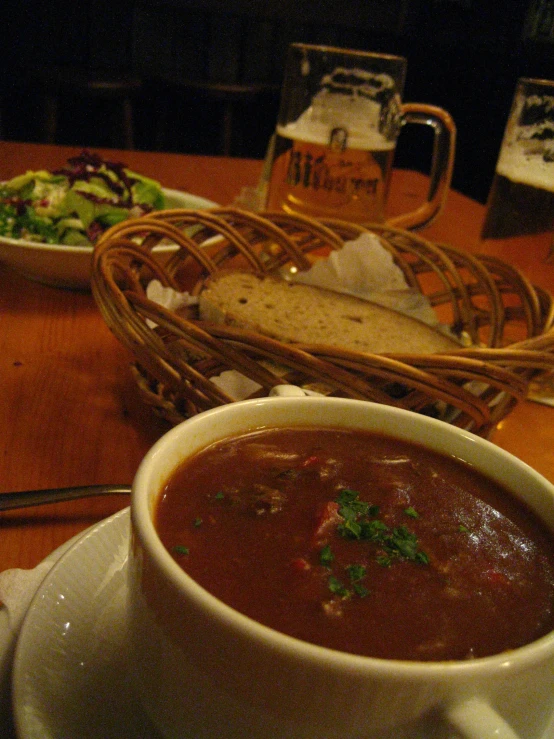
[{"xmin": 0, "ymin": 484, "xmax": 132, "ymax": 511}]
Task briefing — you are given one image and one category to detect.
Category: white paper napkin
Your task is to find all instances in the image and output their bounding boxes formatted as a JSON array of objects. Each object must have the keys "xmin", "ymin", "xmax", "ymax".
[
  {"xmin": 0, "ymin": 560, "xmax": 57, "ymax": 734},
  {"xmin": 0, "ymin": 561, "xmax": 54, "ymax": 632},
  {"xmin": 286, "ymin": 232, "xmax": 441, "ymax": 327}
]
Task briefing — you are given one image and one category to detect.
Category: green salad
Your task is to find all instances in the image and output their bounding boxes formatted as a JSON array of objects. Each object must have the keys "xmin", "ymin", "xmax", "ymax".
[{"xmin": 0, "ymin": 150, "xmax": 165, "ymax": 246}]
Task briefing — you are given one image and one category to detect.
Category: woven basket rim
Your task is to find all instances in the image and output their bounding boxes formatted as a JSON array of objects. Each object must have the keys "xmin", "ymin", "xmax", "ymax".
[{"xmin": 91, "ymin": 208, "xmax": 554, "ymax": 436}]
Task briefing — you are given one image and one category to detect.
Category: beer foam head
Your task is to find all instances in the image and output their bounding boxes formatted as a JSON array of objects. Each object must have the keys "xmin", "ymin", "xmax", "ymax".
[
  {"xmin": 497, "ymin": 122, "xmax": 554, "ymax": 193},
  {"xmin": 280, "ymin": 66, "xmax": 400, "ymax": 151},
  {"xmin": 497, "ymin": 90, "xmax": 554, "ymax": 192}
]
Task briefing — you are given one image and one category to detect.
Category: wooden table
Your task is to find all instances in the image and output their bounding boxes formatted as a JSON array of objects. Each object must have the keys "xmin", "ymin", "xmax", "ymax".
[{"xmin": 0, "ymin": 140, "xmax": 553, "ymax": 575}]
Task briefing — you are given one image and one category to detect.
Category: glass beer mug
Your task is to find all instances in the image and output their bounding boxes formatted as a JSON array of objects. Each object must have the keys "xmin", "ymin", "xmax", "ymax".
[
  {"xmin": 265, "ymin": 44, "xmax": 456, "ymax": 230},
  {"xmin": 481, "ymin": 77, "xmax": 554, "ymax": 265}
]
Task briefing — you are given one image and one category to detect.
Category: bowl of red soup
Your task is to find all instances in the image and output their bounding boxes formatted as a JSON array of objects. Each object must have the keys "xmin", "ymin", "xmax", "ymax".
[{"xmin": 128, "ymin": 394, "xmax": 554, "ymax": 739}]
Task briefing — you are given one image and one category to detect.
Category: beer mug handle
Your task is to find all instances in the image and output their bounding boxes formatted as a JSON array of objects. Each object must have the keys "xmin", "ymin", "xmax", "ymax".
[{"xmin": 386, "ymin": 103, "xmax": 456, "ymax": 231}]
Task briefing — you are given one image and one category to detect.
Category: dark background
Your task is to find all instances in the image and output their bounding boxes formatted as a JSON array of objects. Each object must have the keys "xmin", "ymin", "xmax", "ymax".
[{"xmin": 1, "ymin": 0, "xmax": 553, "ymax": 203}]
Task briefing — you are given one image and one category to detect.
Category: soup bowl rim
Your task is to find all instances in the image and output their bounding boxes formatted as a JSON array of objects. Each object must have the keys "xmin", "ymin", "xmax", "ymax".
[{"xmin": 131, "ymin": 396, "xmax": 554, "ymax": 678}]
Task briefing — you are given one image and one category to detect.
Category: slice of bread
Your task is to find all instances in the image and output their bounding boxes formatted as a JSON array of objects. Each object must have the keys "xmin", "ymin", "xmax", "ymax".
[{"xmin": 198, "ymin": 272, "xmax": 459, "ymax": 355}]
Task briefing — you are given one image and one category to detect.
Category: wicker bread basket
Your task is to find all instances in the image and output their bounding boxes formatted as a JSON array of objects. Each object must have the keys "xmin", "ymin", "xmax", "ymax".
[{"xmin": 91, "ymin": 208, "xmax": 554, "ymax": 437}]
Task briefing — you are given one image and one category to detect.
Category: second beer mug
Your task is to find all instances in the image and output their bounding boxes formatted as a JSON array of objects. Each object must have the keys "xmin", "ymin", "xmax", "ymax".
[
  {"xmin": 480, "ymin": 77, "xmax": 554, "ymax": 265},
  {"xmin": 265, "ymin": 44, "xmax": 456, "ymax": 230}
]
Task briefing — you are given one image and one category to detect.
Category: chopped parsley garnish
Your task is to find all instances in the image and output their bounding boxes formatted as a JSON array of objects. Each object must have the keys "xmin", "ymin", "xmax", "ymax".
[
  {"xmin": 214, "ymin": 492, "xmax": 225, "ymax": 501},
  {"xmin": 193, "ymin": 517, "xmax": 203, "ymax": 528},
  {"xmin": 336, "ymin": 488, "xmax": 374, "ymax": 520},
  {"xmin": 328, "ymin": 575, "xmax": 350, "ymax": 598},
  {"xmin": 338, "ymin": 518, "xmax": 363, "ymax": 539},
  {"xmin": 346, "ymin": 564, "xmax": 367, "ymax": 582},
  {"xmin": 333, "ymin": 488, "xmax": 429, "ymax": 567},
  {"xmin": 388, "ymin": 525, "xmax": 420, "ymax": 559},
  {"xmin": 358, "ymin": 519, "xmax": 388, "ymax": 541},
  {"xmin": 414, "ymin": 551, "xmax": 430, "ymax": 565},
  {"xmin": 326, "ymin": 563, "xmax": 369, "ymax": 599},
  {"xmin": 353, "ymin": 582, "xmax": 370, "ymax": 598},
  {"xmin": 319, "ymin": 544, "xmax": 335, "ymax": 568},
  {"xmin": 173, "ymin": 545, "xmax": 190, "ymax": 556},
  {"xmin": 348, "ymin": 565, "xmax": 370, "ymax": 597}
]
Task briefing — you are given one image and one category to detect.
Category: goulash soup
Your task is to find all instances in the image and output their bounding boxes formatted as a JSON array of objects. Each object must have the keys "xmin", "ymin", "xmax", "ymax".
[{"xmin": 155, "ymin": 427, "xmax": 554, "ymax": 662}]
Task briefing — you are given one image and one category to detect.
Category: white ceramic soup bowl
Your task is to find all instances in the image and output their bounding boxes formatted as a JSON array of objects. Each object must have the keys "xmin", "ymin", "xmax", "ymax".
[{"xmin": 128, "ymin": 395, "xmax": 554, "ymax": 739}]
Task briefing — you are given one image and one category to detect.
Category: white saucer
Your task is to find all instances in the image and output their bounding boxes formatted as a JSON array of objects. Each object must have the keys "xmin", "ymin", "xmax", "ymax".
[
  {"xmin": 6, "ymin": 508, "xmax": 554, "ymax": 739},
  {"xmin": 11, "ymin": 509, "xmax": 162, "ymax": 739},
  {"xmin": 0, "ymin": 527, "xmax": 91, "ymax": 737}
]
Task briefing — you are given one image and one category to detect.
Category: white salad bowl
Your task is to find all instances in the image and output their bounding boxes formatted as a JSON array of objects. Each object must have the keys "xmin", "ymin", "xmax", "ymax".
[{"xmin": 0, "ymin": 188, "xmax": 217, "ymax": 290}]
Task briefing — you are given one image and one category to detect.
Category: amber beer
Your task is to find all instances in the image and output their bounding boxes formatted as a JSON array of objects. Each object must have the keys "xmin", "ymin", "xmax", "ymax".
[
  {"xmin": 481, "ymin": 170, "xmax": 554, "ymax": 240},
  {"xmin": 480, "ymin": 157, "xmax": 554, "ymax": 265},
  {"xmin": 265, "ymin": 125, "xmax": 396, "ymax": 223}
]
